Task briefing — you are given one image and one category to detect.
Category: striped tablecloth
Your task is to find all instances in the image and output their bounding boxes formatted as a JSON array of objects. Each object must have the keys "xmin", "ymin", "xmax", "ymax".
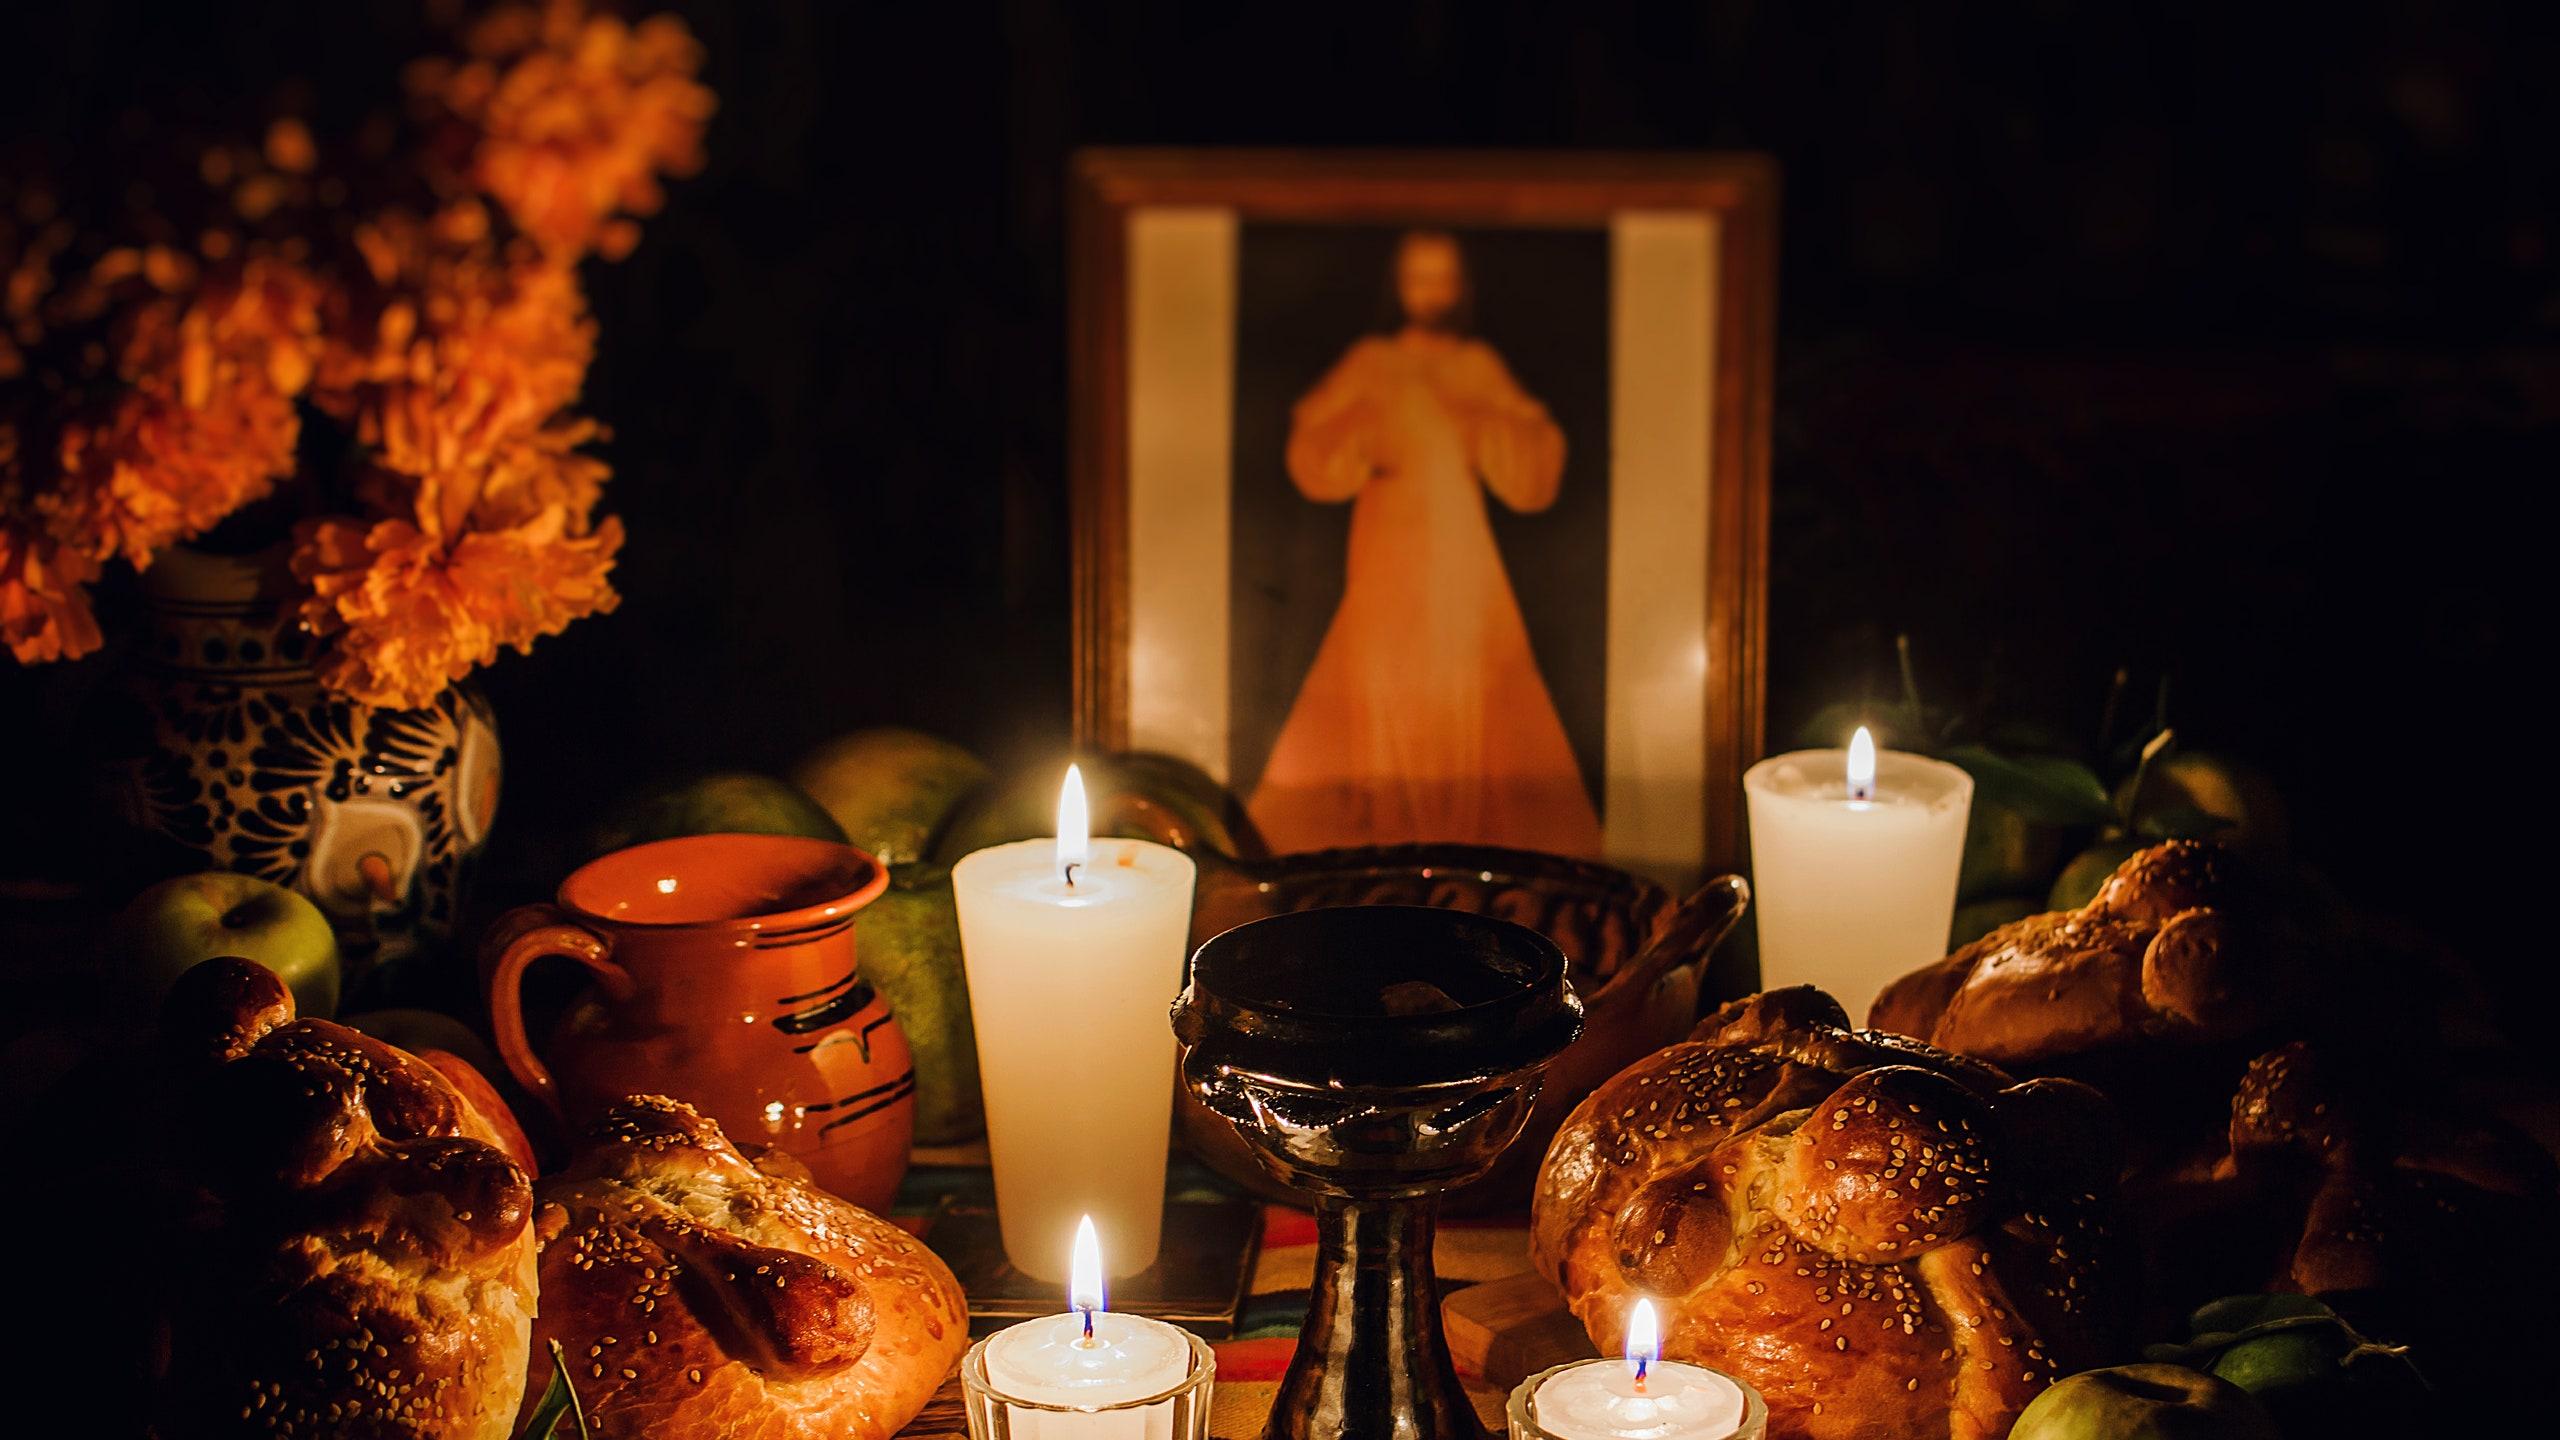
[{"xmin": 891, "ymin": 1156, "xmax": 1528, "ymax": 1438}]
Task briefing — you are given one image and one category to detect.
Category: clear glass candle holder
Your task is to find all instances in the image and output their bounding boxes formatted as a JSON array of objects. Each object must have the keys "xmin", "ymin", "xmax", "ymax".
[
  {"xmin": 1505, "ymin": 1358, "xmax": 1768, "ymax": 1440},
  {"xmin": 960, "ymin": 1328, "xmax": 1216, "ymax": 1440}
]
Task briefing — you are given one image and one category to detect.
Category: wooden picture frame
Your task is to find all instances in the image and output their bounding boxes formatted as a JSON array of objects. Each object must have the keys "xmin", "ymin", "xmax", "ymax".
[{"xmin": 1069, "ymin": 149, "xmax": 1774, "ymax": 886}]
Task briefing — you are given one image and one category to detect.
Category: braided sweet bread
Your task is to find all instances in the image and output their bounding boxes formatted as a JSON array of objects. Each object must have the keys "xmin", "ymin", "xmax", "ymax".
[
  {"xmin": 1532, "ymin": 987, "xmax": 2130, "ymax": 1440},
  {"xmin": 153, "ymin": 957, "xmax": 540, "ymax": 1439}
]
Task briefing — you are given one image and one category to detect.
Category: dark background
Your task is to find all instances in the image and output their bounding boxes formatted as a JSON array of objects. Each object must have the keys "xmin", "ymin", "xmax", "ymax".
[
  {"xmin": 1229, "ymin": 223, "xmax": 1609, "ymax": 805},
  {"xmin": 3, "ymin": 1, "xmax": 2551, "ymax": 1014}
]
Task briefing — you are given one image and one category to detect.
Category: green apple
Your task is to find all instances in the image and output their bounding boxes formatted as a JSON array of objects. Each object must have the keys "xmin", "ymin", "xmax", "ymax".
[
  {"xmin": 2011, "ymin": 1365, "xmax": 2280, "ymax": 1440},
  {"xmin": 105, "ymin": 871, "xmax": 341, "ymax": 1019},
  {"xmin": 856, "ymin": 862, "xmax": 982, "ymax": 1144},
  {"xmin": 584, "ymin": 771, "xmax": 847, "ymax": 862},
  {"xmin": 792, "ymin": 728, "xmax": 993, "ymax": 866}
]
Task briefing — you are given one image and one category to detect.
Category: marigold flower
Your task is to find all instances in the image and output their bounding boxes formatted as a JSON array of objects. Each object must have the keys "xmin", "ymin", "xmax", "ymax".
[
  {"xmin": 410, "ymin": 0, "xmax": 712, "ymax": 260},
  {"xmin": 49, "ymin": 254, "xmax": 322, "ymax": 569},
  {"xmin": 293, "ymin": 500, "xmax": 623, "ymax": 710},
  {"xmin": 313, "ymin": 208, "xmax": 594, "ymax": 470},
  {"xmin": 4, "ymin": 2, "xmax": 702, "ymax": 702},
  {"xmin": 0, "ymin": 510, "xmax": 105, "ymax": 664}
]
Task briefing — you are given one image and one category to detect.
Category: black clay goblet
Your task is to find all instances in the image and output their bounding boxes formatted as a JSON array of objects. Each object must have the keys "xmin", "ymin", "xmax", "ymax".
[{"xmin": 1172, "ymin": 906, "xmax": 1584, "ymax": 1440}]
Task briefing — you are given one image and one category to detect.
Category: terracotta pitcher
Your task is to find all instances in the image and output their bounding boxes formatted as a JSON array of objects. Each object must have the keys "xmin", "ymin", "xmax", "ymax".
[{"xmin": 483, "ymin": 833, "xmax": 913, "ymax": 1211}]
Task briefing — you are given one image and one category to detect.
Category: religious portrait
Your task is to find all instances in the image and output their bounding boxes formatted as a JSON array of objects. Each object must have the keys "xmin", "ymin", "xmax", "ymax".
[
  {"xmin": 1071, "ymin": 151, "xmax": 1773, "ymax": 886},
  {"xmin": 1235, "ymin": 226, "xmax": 1604, "ymax": 856}
]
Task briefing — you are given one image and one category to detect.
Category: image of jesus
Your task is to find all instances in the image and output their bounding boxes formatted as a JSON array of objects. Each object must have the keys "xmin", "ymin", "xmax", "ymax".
[{"xmin": 1247, "ymin": 231, "xmax": 1604, "ymax": 854}]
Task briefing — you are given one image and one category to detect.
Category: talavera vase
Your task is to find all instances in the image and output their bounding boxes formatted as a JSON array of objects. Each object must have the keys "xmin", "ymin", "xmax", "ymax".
[{"xmin": 100, "ymin": 546, "xmax": 500, "ymax": 976}]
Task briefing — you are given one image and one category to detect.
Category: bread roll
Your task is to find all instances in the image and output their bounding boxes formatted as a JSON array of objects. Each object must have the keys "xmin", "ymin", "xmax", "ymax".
[
  {"xmin": 1871, "ymin": 840, "xmax": 2274, "ymax": 1067},
  {"xmin": 153, "ymin": 957, "xmax": 539, "ymax": 1439},
  {"xmin": 525, "ymin": 1095, "xmax": 967, "ymax": 1440},
  {"xmin": 1866, "ymin": 839, "xmax": 2560, "ymax": 1426}
]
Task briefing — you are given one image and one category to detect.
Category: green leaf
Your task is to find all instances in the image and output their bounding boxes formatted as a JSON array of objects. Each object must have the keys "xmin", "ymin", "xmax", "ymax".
[
  {"xmin": 520, "ymin": 1341, "xmax": 591, "ymax": 1440},
  {"xmin": 1941, "ymin": 745, "xmax": 2116, "ymax": 827},
  {"xmin": 1978, "ymin": 718, "xmax": 2078, "ymax": 757}
]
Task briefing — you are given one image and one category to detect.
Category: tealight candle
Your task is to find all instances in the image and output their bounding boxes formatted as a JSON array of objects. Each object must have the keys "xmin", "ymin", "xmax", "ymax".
[
  {"xmin": 1509, "ymin": 1300, "xmax": 1765, "ymax": 1440},
  {"xmin": 965, "ymin": 1216, "xmax": 1211, "ymax": 1440},
  {"xmin": 1742, "ymin": 727, "xmax": 1972, "ymax": 1020},
  {"xmin": 954, "ymin": 767, "xmax": 1197, "ymax": 1279}
]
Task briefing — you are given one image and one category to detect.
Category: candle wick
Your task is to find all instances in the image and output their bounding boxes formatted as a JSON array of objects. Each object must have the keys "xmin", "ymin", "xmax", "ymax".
[
  {"xmin": 1080, "ymin": 1305, "xmax": 1095, "ymax": 1344},
  {"xmin": 1633, "ymin": 1356, "xmax": 1648, "ymax": 1393},
  {"xmin": 1062, "ymin": 861, "xmax": 1082, "ymax": 889}
]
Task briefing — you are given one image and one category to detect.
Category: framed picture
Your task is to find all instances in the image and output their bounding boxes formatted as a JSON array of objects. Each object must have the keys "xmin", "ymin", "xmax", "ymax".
[{"xmin": 1070, "ymin": 150, "xmax": 1773, "ymax": 888}]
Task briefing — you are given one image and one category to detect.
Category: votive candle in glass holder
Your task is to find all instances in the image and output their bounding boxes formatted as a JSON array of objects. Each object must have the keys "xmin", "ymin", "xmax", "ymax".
[
  {"xmin": 962, "ymin": 1219, "xmax": 1215, "ymax": 1440},
  {"xmin": 1507, "ymin": 1301, "xmax": 1766, "ymax": 1440},
  {"xmin": 961, "ymin": 1332, "xmax": 1214, "ymax": 1440}
]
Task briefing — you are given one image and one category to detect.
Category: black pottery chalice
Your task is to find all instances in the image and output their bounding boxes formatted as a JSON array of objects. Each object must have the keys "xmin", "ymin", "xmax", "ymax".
[{"xmin": 1172, "ymin": 906, "xmax": 1584, "ymax": 1440}]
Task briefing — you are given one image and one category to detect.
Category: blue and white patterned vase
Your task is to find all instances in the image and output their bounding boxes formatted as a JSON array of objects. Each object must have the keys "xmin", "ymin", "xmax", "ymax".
[{"xmin": 102, "ymin": 546, "xmax": 501, "ymax": 976}]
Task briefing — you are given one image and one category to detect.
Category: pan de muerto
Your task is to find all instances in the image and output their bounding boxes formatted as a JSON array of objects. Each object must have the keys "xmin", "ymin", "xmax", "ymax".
[
  {"xmin": 1865, "ymin": 839, "xmax": 2560, "ymax": 1425},
  {"xmin": 1870, "ymin": 839, "xmax": 2284, "ymax": 1069},
  {"xmin": 1532, "ymin": 987, "xmax": 2130, "ymax": 1440},
  {"xmin": 152, "ymin": 956, "xmax": 540, "ymax": 1440},
  {"xmin": 523, "ymin": 1095, "xmax": 967, "ymax": 1440}
]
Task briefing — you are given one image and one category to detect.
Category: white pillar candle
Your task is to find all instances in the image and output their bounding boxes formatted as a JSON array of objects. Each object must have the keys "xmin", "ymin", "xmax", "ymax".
[
  {"xmin": 1514, "ymin": 1302, "xmax": 1759, "ymax": 1440},
  {"xmin": 980, "ymin": 1217, "xmax": 1197, "ymax": 1440},
  {"xmin": 954, "ymin": 767, "xmax": 1197, "ymax": 1279},
  {"xmin": 1742, "ymin": 728, "xmax": 1973, "ymax": 1022}
]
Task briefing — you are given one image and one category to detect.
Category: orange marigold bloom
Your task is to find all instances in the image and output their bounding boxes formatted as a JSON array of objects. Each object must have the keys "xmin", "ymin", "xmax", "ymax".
[
  {"xmin": 410, "ymin": 0, "xmax": 712, "ymax": 260},
  {"xmin": 5, "ymin": 3, "xmax": 703, "ymax": 699},
  {"xmin": 293, "ymin": 409, "xmax": 621, "ymax": 709},
  {"xmin": 35, "ymin": 253, "xmax": 321, "ymax": 572},
  {"xmin": 293, "ymin": 499, "xmax": 623, "ymax": 710},
  {"xmin": 314, "ymin": 208, "xmax": 594, "ymax": 472},
  {"xmin": 0, "ymin": 515, "xmax": 106, "ymax": 664}
]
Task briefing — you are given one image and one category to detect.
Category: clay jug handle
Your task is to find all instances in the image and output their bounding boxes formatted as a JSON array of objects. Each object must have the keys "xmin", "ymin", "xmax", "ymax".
[{"xmin": 480, "ymin": 903, "xmax": 633, "ymax": 1124}]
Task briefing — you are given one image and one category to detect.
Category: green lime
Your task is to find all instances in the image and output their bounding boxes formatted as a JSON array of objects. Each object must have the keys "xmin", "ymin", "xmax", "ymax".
[
  {"xmin": 2049, "ymin": 835, "xmax": 2148, "ymax": 911},
  {"xmin": 2186, "ymin": 1293, "xmax": 2333, "ymax": 1338},
  {"xmin": 1951, "ymin": 895, "xmax": 2043, "ymax": 948},
  {"xmin": 1959, "ymin": 797, "xmax": 2072, "ymax": 901},
  {"xmin": 2118, "ymin": 752, "xmax": 2289, "ymax": 857}
]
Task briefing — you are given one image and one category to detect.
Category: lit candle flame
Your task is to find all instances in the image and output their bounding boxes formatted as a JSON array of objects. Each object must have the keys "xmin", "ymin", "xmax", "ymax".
[
  {"xmin": 1070, "ymin": 1214, "xmax": 1105, "ymax": 1340},
  {"xmin": 1057, "ymin": 764, "xmax": 1091, "ymax": 887},
  {"xmin": 1626, "ymin": 1297, "xmax": 1660, "ymax": 1389},
  {"xmin": 1846, "ymin": 726, "xmax": 1877, "ymax": 804}
]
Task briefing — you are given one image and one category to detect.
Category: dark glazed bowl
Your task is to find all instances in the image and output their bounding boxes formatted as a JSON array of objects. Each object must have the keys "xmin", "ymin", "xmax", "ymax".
[
  {"xmin": 1178, "ymin": 844, "xmax": 1752, "ymax": 1211},
  {"xmin": 1174, "ymin": 906, "xmax": 1584, "ymax": 1197}
]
